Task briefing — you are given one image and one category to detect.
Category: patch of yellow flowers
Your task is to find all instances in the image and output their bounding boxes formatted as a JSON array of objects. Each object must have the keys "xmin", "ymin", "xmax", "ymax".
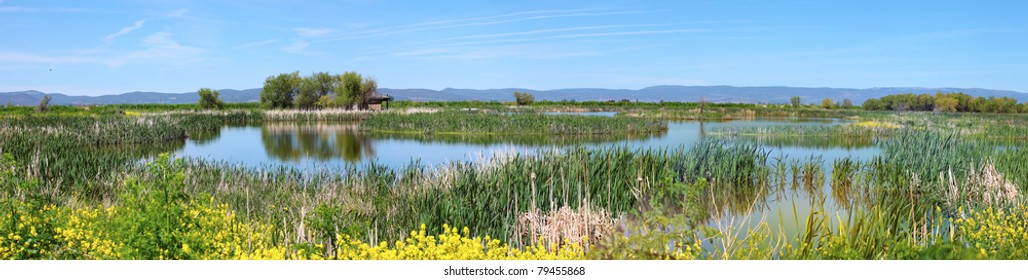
[
  {"xmin": 53, "ymin": 207, "xmax": 122, "ymax": 259},
  {"xmin": 333, "ymin": 224, "xmax": 585, "ymax": 260},
  {"xmin": 850, "ymin": 120, "xmax": 900, "ymax": 129},
  {"xmin": 170, "ymin": 199, "xmax": 291, "ymax": 260},
  {"xmin": 0, "ymin": 203, "xmax": 120, "ymax": 259},
  {"xmin": 0, "ymin": 203, "xmax": 57, "ymax": 259},
  {"xmin": 953, "ymin": 207, "xmax": 1028, "ymax": 259}
]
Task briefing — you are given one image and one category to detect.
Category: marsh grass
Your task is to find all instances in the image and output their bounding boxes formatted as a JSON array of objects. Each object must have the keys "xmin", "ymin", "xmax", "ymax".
[
  {"xmin": 360, "ymin": 111, "xmax": 667, "ymax": 135},
  {"xmin": 4, "ymin": 104, "xmax": 1028, "ymax": 259},
  {"xmin": 368, "ymin": 130, "xmax": 666, "ymax": 146}
]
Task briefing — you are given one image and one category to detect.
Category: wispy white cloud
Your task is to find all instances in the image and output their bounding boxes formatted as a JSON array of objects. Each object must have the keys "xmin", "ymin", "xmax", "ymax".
[
  {"xmin": 383, "ymin": 8, "xmax": 617, "ymax": 31},
  {"xmin": 393, "ymin": 44, "xmax": 604, "ymax": 61},
  {"xmin": 294, "ymin": 27, "xmax": 334, "ymax": 38},
  {"xmin": 342, "ymin": 22, "xmax": 369, "ymax": 30},
  {"xmin": 280, "ymin": 28, "xmax": 335, "ymax": 55},
  {"xmin": 0, "ymin": 6, "xmax": 31, "ymax": 12},
  {"xmin": 0, "ymin": 6, "xmax": 90, "ymax": 13},
  {"xmin": 374, "ymin": 28, "xmax": 710, "ymax": 60},
  {"xmin": 307, "ymin": 7, "xmax": 712, "ymax": 63},
  {"xmin": 0, "ymin": 32, "xmax": 206, "ymax": 67},
  {"xmin": 103, "ymin": 20, "xmax": 146, "ymax": 44},
  {"xmin": 390, "ymin": 48, "xmax": 450, "ymax": 57},
  {"xmin": 166, "ymin": 9, "xmax": 188, "ymax": 18},
  {"xmin": 313, "ymin": 8, "xmax": 653, "ymax": 43},
  {"xmin": 425, "ymin": 24, "xmax": 660, "ymax": 43},
  {"xmin": 107, "ymin": 32, "xmax": 206, "ymax": 66},
  {"xmin": 236, "ymin": 39, "xmax": 278, "ymax": 49},
  {"xmin": 0, "ymin": 51, "xmax": 93, "ymax": 64},
  {"xmin": 543, "ymin": 29, "xmax": 711, "ymax": 39},
  {"xmin": 282, "ymin": 40, "xmax": 317, "ymax": 55},
  {"xmin": 450, "ymin": 28, "xmax": 710, "ymax": 48}
]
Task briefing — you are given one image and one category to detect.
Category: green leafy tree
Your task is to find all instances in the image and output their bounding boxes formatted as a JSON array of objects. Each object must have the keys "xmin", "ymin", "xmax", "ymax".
[
  {"xmin": 310, "ymin": 72, "xmax": 336, "ymax": 98},
  {"xmin": 358, "ymin": 77, "xmax": 378, "ymax": 110},
  {"xmin": 295, "ymin": 72, "xmax": 343, "ymax": 110},
  {"xmin": 915, "ymin": 94, "xmax": 935, "ymax": 111},
  {"xmin": 315, "ymin": 95, "xmax": 334, "ymax": 108},
  {"xmin": 260, "ymin": 72, "xmax": 301, "ymax": 109},
  {"xmin": 934, "ymin": 97, "xmax": 958, "ymax": 113},
  {"xmin": 514, "ymin": 91, "xmax": 535, "ymax": 106},
  {"xmin": 842, "ymin": 99, "xmax": 853, "ymax": 108},
  {"xmin": 862, "ymin": 98, "xmax": 884, "ymax": 111},
  {"xmin": 196, "ymin": 88, "xmax": 224, "ymax": 110},
  {"xmin": 865, "ymin": 92, "xmax": 1028, "ymax": 114},
  {"xmin": 994, "ymin": 97, "xmax": 1018, "ymax": 113},
  {"xmin": 295, "ymin": 78, "xmax": 320, "ymax": 110},
  {"xmin": 303, "ymin": 72, "xmax": 338, "ymax": 109},
  {"xmin": 790, "ymin": 96, "xmax": 801, "ymax": 108},
  {"xmin": 821, "ymin": 98, "xmax": 834, "ymax": 109},
  {"xmin": 968, "ymin": 96, "xmax": 985, "ymax": 112},
  {"xmin": 335, "ymin": 72, "xmax": 363, "ymax": 110}
]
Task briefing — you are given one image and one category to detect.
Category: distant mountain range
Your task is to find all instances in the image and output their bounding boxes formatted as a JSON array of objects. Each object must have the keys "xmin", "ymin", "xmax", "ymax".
[{"xmin": 2, "ymin": 86, "xmax": 1025, "ymax": 106}]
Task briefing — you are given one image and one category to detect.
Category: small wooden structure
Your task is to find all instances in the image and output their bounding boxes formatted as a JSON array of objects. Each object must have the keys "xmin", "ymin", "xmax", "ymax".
[{"xmin": 366, "ymin": 93, "xmax": 393, "ymax": 111}]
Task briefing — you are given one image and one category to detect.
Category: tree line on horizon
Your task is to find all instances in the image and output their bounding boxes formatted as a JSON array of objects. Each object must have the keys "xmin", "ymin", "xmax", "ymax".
[
  {"xmin": 788, "ymin": 96, "xmax": 855, "ymax": 109},
  {"xmin": 862, "ymin": 92, "xmax": 1027, "ymax": 113},
  {"xmin": 190, "ymin": 85, "xmax": 1028, "ymax": 114}
]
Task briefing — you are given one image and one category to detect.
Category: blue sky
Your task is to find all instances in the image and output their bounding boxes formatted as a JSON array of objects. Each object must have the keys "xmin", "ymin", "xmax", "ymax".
[{"xmin": 1, "ymin": 0, "xmax": 1026, "ymax": 96}]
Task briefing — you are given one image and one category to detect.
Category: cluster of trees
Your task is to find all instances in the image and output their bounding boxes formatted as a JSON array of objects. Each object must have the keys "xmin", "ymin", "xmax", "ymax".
[
  {"xmin": 788, "ymin": 96, "xmax": 853, "ymax": 109},
  {"xmin": 260, "ymin": 71, "xmax": 378, "ymax": 110},
  {"xmin": 197, "ymin": 88, "xmax": 224, "ymax": 110},
  {"xmin": 513, "ymin": 91, "xmax": 535, "ymax": 106},
  {"xmin": 863, "ymin": 92, "xmax": 1026, "ymax": 113},
  {"xmin": 819, "ymin": 98, "xmax": 854, "ymax": 109}
]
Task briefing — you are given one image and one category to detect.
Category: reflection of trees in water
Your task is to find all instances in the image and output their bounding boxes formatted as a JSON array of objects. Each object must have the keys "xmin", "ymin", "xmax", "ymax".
[
  {"xmin": 261, "ymin": 123, "xmax": 374, "ymax": 163},
  {"xmin": 695, "ymin": 182, "xmax": 773, "ymax": 226},
  {"xmin": 97, "ymin": 140, "xmax": 186, "ymax": 159},
  {"xmin": 369, "ymin": 129, "xmax": 668, "ymax": 146},
  {"xmin": 187, "ymin": 128, "xmax": 223, "ymax": 145}
]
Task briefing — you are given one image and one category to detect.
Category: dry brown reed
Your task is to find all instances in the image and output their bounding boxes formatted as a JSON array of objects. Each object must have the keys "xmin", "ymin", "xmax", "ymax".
[{"xmin": 515, "ymin": 202, "xmax": 615, "ymax": 249}]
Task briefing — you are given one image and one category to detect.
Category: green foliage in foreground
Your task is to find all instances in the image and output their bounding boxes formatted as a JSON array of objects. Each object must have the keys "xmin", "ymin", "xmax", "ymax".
[{"xmin": 5, "ymin": 153, "xmax": 1028, "ymax": 259}]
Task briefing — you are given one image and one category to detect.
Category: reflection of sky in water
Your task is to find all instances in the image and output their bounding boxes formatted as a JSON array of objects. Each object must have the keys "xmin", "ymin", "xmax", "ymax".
[
  {"xmin": 175, "ymin": 118, "xmax": 872, "ymax": 171},
  {"xmin": 174, "ymin": 116, "xmax": 881, "ymax": 247},
  {"xmin": 180, "ymin": 127, "xmax": 266, "ymax": 165}
]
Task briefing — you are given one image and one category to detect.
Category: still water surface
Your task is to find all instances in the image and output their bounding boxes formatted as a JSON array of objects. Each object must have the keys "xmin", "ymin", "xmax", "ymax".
[
  {"xmin": 175, "ymin": 119, "xmax": 875, "ymax": 169},
  {"xmin": 172, "ymin": 117, "xmax": 879, "ymax": 243}
]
